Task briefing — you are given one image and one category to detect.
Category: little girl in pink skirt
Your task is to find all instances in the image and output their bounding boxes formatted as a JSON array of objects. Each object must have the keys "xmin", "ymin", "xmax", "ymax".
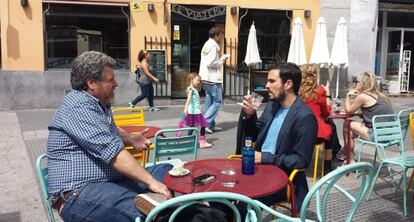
[{"xmin": 178, "ymin": 72, "xmax": 212, "ymax": 148}]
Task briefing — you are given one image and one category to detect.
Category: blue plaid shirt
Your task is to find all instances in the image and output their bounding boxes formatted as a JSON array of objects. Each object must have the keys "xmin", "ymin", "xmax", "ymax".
[{"xmin": 47, "ymin": 90, "xmax": 125, "ymax": 198}]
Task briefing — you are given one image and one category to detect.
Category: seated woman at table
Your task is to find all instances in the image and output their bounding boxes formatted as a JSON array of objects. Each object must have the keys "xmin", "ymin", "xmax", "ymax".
[
  {"xmin": 344, "ymin": 71, "xmax": 393, "ymax": 162},
  {"xmin": 299, "ymin": 64, "xmax": 342, "ymax": 172}
]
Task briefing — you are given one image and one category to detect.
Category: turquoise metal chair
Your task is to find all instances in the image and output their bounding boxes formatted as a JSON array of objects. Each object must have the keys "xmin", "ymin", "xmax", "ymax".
[
  {"xmin": 147, "ymin": 128, "xmax": 198, "ymax": 167},
  {"xmin": 257, "ymin": 162, "xmax": 375, "ymax": 222},
  {"xmin": 140, "ymin": 191, "xmax": 263, "ymax": 222},
  {"xmin": 398, "ymin": 108, "xmax": 414, "ymax": 140},
  {"xmin": 366, "ymin": 114, "xmax": 414, "ymax": 216},
  {"xmin": 35, "ymin": 154, "xmax": 56, "ymax": 222},
  {"xmin": 355, "ymin": 109, "xmax": 413, "ymax": 176}
]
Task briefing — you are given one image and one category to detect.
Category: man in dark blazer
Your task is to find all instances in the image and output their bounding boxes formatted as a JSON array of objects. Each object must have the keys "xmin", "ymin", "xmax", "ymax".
[{"xmin": 240, "ymin": 63, "xmax": 317, "ymax": 211}]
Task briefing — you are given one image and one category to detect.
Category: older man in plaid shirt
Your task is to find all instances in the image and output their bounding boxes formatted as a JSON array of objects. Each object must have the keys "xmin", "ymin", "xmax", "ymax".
[{"xmin": 47, "ymin": 51, "xmax": 172, "ymax": 221}]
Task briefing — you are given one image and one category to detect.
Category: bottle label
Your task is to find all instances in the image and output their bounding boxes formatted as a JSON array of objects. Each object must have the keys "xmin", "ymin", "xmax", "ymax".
[{"xmin": 242, "ymin": 146, "xmax": 255, "ymax": 175}]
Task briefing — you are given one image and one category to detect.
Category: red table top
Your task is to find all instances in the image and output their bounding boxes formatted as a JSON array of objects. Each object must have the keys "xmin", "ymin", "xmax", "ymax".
[
  {"xmin": 119, "ymin": 125, "xmax": 161, "ymax": 139},
  {"xmin": 164, "ymin": 159, "xmax": 289, "ymax": 199}
]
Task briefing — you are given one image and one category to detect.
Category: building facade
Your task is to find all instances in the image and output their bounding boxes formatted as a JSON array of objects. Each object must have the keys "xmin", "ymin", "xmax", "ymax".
[
  {"xmin": 0, "ymin": 0, "xmax": 320, "ymax": 109},
  {"xmin": 321, "ymin": 0, "xmax": 414, "ymax": 95}
]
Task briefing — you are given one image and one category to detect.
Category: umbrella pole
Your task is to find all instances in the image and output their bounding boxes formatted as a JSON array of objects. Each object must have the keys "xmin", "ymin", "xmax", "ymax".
[
  {"xmin": 248, "ymin": 65, "xmax": 251, "ymax": 95},
  {"xmin": 335, "ymin": 68, "xmax": 340, "ymax": 98}
]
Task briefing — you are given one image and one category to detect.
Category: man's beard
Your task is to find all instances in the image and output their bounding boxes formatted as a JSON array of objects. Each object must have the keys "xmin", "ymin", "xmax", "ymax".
[{"xmin": 269, "ymin": 90, "xmax": 286, "ymax": 102}]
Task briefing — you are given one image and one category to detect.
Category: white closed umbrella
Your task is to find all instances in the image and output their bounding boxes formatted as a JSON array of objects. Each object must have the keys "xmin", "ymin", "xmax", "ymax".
[
  {"xmin": 310, "ymin": 17, "xmax": 330, "ymax": 67},
  {"xmin": 330, "ymin": 17, "xmax": 349, "ymax": 98},
  {"xmin": 287, "ymin": 17, "xmax": 307, "ymax": 65},
  {"xmin": 244, "ymin": 22, "xmax": 261, "ymax": 94}
]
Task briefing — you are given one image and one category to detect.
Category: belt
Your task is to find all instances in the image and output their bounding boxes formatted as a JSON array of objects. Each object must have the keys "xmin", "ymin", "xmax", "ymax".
[{"xmin": 52, "ymin": 190, "xmax": 76, "ymax": 212}]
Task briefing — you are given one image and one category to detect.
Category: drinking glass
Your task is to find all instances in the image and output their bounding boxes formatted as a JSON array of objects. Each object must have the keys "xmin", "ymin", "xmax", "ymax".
[
  {"xmin": 251, "ymin": 92, "xmax": 264, "ymax": 110},
  {"xmin": 220, "ymin": 168, "xmax": 236, "ymax": 188}
]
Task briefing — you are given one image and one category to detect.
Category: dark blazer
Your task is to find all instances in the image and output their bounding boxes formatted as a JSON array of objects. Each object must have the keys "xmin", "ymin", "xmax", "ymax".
[{"xmin": 241, "ymin": 97, "xmax": 317, "ymax": 210}]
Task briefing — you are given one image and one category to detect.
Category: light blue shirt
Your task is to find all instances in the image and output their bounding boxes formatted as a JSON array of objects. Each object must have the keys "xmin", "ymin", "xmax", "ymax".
[
  {"xmin": 261, "ymin": 107, "xmax": 290, "ymax": 154},
  {"xmin": 187, "ymin": 86, "xmax": 201, "ymax": 114}
]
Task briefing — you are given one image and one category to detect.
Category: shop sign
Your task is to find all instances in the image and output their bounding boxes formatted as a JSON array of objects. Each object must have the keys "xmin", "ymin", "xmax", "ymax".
[
  {"xmin": 172, "ymin": 5, "xmax": 226, "ymax": 21},
  {"xmin": 132, "ymin": 0, "xmax": 144, "ymax": 12},
  {"xmin": 173, "ymin": 25, "xmax": 180, "ymax": 40},
  {"xmin": 147, "ymin": 50, "xmax": 167, "ymax": 82}
]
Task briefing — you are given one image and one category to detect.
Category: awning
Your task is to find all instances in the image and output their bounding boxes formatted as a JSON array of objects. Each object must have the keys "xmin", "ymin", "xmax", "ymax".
[{"xmin": 42, "ymin": 0, "xmax": 129, "ymax": 7}]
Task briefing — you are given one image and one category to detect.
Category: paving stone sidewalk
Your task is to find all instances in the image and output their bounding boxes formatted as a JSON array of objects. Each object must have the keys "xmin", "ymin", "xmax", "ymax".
[{"xmin": 1, "ymin": 97, "xmax": 413, "ymax": 221}]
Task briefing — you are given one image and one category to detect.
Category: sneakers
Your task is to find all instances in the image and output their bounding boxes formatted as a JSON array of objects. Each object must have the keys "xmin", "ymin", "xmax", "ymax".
[
  {"xmin": 205, "ymin": 127, "xmax": 213, "ymax": 134},
  {"xmin": 205, "ymin": 126, "xmax": 222, "ymax": 134},
  {"xmin": 149, "ymin": 107, "xmax": 160, "ymax": 112},
  {"xmin": 135, "ymin": 192, "xmax": 167, "ymax": 215},
  {"xmin": 199, "ymin": 136, "xmax": 212, "ymax": 149},
  {"xmin": 128, "ymin": 102, "xmax": 134, "ymax": 108}
]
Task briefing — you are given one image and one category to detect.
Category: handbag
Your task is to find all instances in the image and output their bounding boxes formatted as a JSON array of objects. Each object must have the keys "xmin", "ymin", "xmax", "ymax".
[{"xmin": 135, "ymin": 66, "xmax": 141, "ymax": 83}]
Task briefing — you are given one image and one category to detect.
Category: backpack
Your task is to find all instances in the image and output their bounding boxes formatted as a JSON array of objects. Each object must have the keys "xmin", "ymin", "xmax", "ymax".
[{"xmin": 135, "ymin": 66, "xmax": 141, "ymax": 83}]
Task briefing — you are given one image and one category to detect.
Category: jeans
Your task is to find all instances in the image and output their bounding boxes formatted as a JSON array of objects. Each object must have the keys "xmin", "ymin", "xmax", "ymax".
[
  {"xmin": 203, "ymin": 82, "xmax": 222, "ymax": 129},
  {"xmin": 131, "ymin": 83, "xmax": 154, "ymax": 107},
  {"xmin": 60, "ymin": 163, "xmax": 173, "ymax": 222}
]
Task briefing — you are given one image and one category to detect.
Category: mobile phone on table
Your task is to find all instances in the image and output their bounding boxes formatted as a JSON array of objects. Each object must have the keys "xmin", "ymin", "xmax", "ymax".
[{"xmin": 192, "ymin": 173, "xmax": 216, "ymax": 186}]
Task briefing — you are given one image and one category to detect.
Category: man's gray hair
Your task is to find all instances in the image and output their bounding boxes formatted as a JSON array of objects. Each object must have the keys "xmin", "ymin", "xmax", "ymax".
[{"xmin": 70, "ymin": 51, "xmax": 116, "ymax": 90}]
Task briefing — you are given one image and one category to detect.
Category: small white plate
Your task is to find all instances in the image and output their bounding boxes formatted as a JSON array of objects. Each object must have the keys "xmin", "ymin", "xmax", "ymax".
[{"xmin": 169, "ymin": 168, "xmax": 190, "ymax": 177}]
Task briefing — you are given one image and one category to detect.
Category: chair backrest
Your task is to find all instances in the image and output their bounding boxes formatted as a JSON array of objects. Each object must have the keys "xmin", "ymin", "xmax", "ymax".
[
  {"xmin": 112, "ymin": 107, "xmax": 147, "ymax": 164},
  {"xmin": 372, "ymin": 114, "xmax": 405, "ymax": 158},
  {"xmin": 126, "ymin": 146, "xmax": 148, "ymax": 166},
  {"xmin": 151, "ymin": 128, "xmax": 198, "ymax": 165},
  {"xmin": 300, "ymin": 162, "xmax": 375, "ymax": 222},
  {"xmin": 397, "ymin": 108, "xmax": 413, "ymax": 140},
  {"xmin": 143, "ymin": 192, "xmax": 263, "ymax": 222},
  {"xmin": 112, "ymin": 107, "xmax": 145, "ymax": 126},
  {"xmin": 35, "ymin": 154, "xmax": 56, "ymax": 222}
]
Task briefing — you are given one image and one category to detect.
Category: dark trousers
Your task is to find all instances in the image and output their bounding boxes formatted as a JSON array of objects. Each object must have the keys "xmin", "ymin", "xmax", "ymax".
[{"xmin": 131, "ymin": 83, "xmax": 154, "ymax": 107}]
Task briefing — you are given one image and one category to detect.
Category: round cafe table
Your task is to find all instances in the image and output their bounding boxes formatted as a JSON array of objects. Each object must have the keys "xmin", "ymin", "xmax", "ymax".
[
  {"xmin": 164, "ymin": 158, "xmax": 297, "ymax": 216},
  {"xmin": 119, "ymin": 125, "xmax": 161, "ymax": 139}
]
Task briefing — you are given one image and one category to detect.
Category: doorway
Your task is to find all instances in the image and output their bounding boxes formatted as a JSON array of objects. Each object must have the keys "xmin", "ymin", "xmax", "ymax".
[
  {"xmin": 171, "ymin": 5, "xmax": 225, "ymax": 98},
  {"xmin": 384, "ymin": 29, "xmax": 414, "ymax": 92}
]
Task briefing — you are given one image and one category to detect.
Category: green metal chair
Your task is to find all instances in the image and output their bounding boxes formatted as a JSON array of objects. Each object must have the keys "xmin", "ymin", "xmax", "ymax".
[
  {"xmin": 355, "ymin": 109, "xmax": 413, "ymax": 177},
  {"xmin": 257, "ymin": 162, "xmax": 375, "ymax": 222},
  {"xmin": 35, "ymin": 154, "xmax": 56, "ymax": 222},
  {"xmin": 147, "ymin": 128, "xmax": 199, "ymax": 167},
  {"xmin": 398, "ymin": 108, "xmax": 414, "ymax": 140},
  {"xmin": 366, "ymin": 114, "xmax": 414, "ymax": 216},
  {"xmin": 140, "ymin": 191, "xmax": 263, "ymax": 222}
]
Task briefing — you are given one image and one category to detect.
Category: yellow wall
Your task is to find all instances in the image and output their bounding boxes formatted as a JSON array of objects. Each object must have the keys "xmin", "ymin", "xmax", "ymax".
[
  {"xmin": 0, "ymin": 0, "xmax": 319, "ymax": 71},
  {"xmin": 130, "ymin": 1, "xmax": 172, "ymax": 69},
  {"xmin": 0, "ymin": 0, "xmax": 44, "ymax": 71}
]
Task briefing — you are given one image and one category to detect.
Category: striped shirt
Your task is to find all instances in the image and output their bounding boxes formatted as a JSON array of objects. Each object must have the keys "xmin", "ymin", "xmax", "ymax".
[{"xmin": 47, "ymin": 90, "xmax": 125, "ymax": 198}]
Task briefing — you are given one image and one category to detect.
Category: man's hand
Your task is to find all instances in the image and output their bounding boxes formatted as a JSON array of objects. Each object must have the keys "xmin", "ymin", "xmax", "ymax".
[
  {"xmin": 130, "ymin": 133, "xmax": 152, "ymax": 152},
  {"xmin": 254, "ymin": 151, "xmax": 262, "ymax": 163},
  {"xmin": 148, "ymin": 180, "xmax": 172, "ymax": 199},
  {"xmin": 242, "ymin": 95, "xmax": 256, "ymax": 117}
]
